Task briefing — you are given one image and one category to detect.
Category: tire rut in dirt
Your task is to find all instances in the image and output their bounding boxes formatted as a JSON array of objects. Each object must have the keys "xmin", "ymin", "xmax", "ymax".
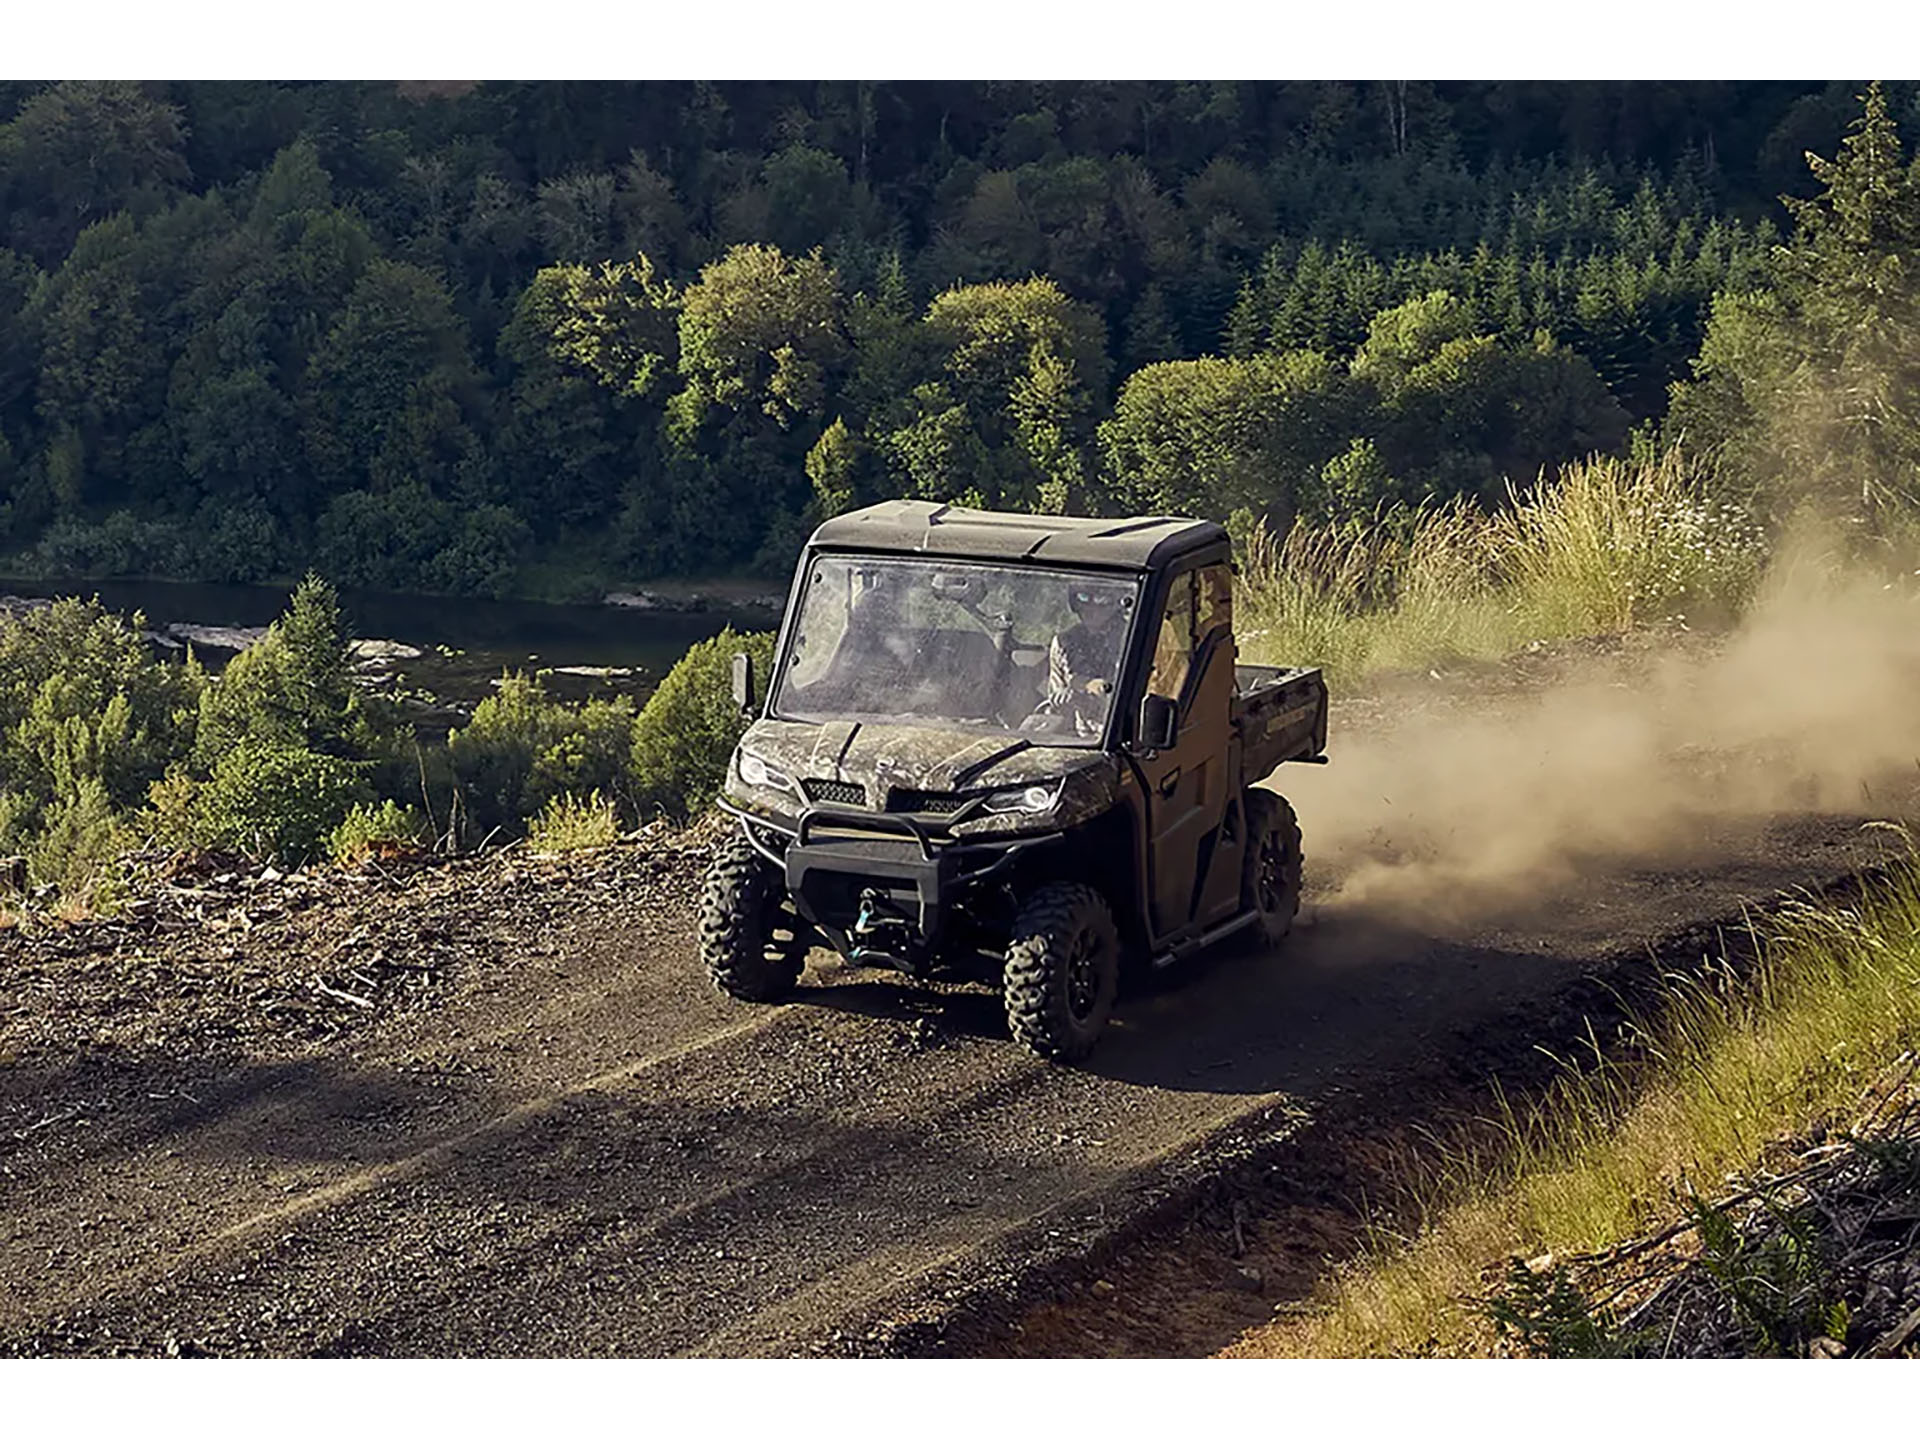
[{"xmin": 3, "ymin": 1021, "xmax": 1179, "ymax": 1356}]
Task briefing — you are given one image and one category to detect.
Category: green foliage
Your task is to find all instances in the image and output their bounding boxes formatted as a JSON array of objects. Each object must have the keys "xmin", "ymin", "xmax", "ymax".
[
  {"xmin": 301, "ymin": 258, "xmax": 492, "ymax": 503},
  {"xmin": 531, "ymin": 253, "xmax": 679, "ymax": 399},
  {"xmin": 1670, "ymin": 84, "xmax": 1920, "ymax": 521},
  {"xmin": 1489, "ymin": 451, "xmax": 1765, "ymax": 633},
  {"xmin": 1480, "ymin": 1258, "xmax": 1645, "ymax": 1358},
  {"xmin": 1692, "ymin": 1197, "xmax": 1850, "ymax": 1356},
  {"xmin": 194, "ymin": 573, "xmax": 399, "ymax": 769},
  {"xmin": 194, "ymin": 737, "xmax": 371, "ymax": 863},
  {"xmin": 872, "ymin": 278, "xmax": 1108, "ymax": 513},
  {"xmin": 526, "ymin": 789, "xmax": 621, "ymax": 853},
  {"xmin": 27, "ymin": 775, "xmax": 132, "ymax": 898},
  {"xmin": 0, "ymin": 596, "xmax": 204, "ymax": 816},
  {"xmin": 327, "ymin": 798, "xmax": 428, "ymax": 865},
  {"xmin": 0, "ymin": 82, "xmax": 191, "ymax": 266},
  {"xmin": 1350, "ymin": 292, "xmax": 1631, "ymax": 505},
  {"xmin": 1101, "ymin": 351, "xmax": 1350, "ymax": 525},
  {"xmin": 804, "ymin": 416, "xmax": 865, "ymax": 518},
  {"xmin": 629, "ymin": 627, "xmax": 775, "ymax": 817},
  {"xmin": 446, "ymin": 673, "xmax": 635, "ymax": 838},
  {"xmin": 1233, "ymin": 451, "xmax": 1763, "ymax": 684},
  {"xmin": 675, "ymin": 243, "xmax": 845, "ymax": 431},
  {"xmin": 0, "ymin": 81, "xmax": 1886, "ymax": 594}
]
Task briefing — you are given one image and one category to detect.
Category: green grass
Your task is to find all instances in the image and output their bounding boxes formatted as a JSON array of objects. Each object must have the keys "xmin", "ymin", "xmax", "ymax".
[
  {"xmin": 1239, "ymin": 842, "xmax": 1920, "ymax": 1357},
  {"xmin": 526, "ymin": 789, "xmax": 623, "ymax": 853},
  {"xmin": 1234, "ymin": 451, "xmax": 1765, "ymax": 685}
]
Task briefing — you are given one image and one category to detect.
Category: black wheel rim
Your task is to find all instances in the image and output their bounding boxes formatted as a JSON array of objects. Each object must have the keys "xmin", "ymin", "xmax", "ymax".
[
  {"xmin": 1257, "ymin": 831, "xmax": 1290, "ymax": 912},
  {"xmin": 1066, "ymin": 927, "xmax": 1103, "ymax": 1021}
]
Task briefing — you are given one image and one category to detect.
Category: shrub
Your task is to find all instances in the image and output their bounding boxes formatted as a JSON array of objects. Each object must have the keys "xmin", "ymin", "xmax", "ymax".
[
  {"xmin": 26, "ymin": 775, "xmax": 130, "ymax": 902},
  {"xmin": 526, "ymin": 790, "xmax": 621, "ymax": 852},
  {"xmin": 0, "ymin": 597, "xmax": 204, "ymax": 811},
  {"xmin": 194, "ymin": 739, "xmax": 372, "ymax": 863},
  {"xmin": 143, "ymin": 768, "xmax": 199, "ymax": 851},
  {"xmin": 328, "ymin": 799, "xmax": 429, "ymax": 865},
  {"xmin": 0, "ymin": 788, "xmax": 33, "ymax": 857},
  {"xmin": 447, "ymin": 674, "xmax": 636, "ymax": 838},
  {"xmin": 630, "ymin": 626, "xmax": 775, "ymax": 816},
  {"xmin": 31, "ymin": 512, "xmax": 187, "ymax": 577},
  {"xmin": 193, "ymin": 573, "xmax": 400, "ymax": 770}
]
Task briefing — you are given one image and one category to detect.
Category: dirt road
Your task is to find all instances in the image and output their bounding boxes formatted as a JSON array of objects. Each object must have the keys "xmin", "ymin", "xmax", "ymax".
[{"xmin": 4, "ymin": 634, "xmax": 1917, "ymax": 1357}]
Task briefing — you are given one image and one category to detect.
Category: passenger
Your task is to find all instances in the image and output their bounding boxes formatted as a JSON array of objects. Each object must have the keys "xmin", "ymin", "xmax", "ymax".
[{"xmin": 1032, "ymin": 587, "xmax": 1124, "ymax": 737}]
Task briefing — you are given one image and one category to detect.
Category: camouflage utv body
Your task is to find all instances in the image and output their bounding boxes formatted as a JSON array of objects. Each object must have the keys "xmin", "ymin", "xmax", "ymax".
[{"xmin": 701, "ymin": 500, "xmax": 1328, "ymax": 1062}]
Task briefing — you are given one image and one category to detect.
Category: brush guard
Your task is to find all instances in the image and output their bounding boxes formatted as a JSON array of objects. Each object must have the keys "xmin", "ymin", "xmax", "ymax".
[{"xmin": 716, "ymin": 799, "xmax": 1058, "ymax": 970}]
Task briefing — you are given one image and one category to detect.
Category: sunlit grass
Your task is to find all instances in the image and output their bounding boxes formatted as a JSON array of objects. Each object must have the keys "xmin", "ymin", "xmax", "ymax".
[
  {"xmin": 1234, "ymin": 451, "xmax": 1765, "ymax": 685},
  {"xmin": 527, "ymin": 789, "xmax": 623, "ymax": 853},
  {"xmin": 1245, "ymin": 845, "xmax": 1920, "ymax": 1357}
]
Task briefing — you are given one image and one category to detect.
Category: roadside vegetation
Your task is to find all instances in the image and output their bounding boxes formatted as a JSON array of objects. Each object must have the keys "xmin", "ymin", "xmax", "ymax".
[
  {"xmin": 1237, "ymin": 848, "xmax": 1920, "ymax": 1358},
  {"xmin": 1234, "ymin": 448, "xmax": 1766, "ymax": 685},
  {"xmin": 3, "ymin": 82, "xmax": 1920, "ymax": 1358},
  {"xmin": 0, "ymin": 574, "xmax": 773, "ymax": 913}
]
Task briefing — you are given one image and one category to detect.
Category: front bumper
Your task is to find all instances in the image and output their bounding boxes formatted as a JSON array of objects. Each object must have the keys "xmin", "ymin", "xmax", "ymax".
[{"xmin": 717, "ymin": 798, "xmax": 1058, "ymax": 957}]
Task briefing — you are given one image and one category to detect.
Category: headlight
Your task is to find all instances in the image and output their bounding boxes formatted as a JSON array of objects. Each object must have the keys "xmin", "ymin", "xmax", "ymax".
[
  {"xmin": 737, "ymin": 751, "xmax": 799, "ymax": 796},
  {"xmin": 982, "ymin": 781, "xmax": 1062, "ymax": 816}
]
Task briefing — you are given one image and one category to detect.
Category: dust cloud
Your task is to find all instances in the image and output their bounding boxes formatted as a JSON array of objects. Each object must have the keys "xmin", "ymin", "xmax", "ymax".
[{"xmin": 1280, "ymin": 550, "xmax": 1920, "ymax": 929}]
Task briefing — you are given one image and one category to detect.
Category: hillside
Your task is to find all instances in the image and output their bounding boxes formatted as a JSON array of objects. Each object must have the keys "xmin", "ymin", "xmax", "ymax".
[{"xmin": 0, "ymin": 80, "xmax": 1901, "ymax": 600}]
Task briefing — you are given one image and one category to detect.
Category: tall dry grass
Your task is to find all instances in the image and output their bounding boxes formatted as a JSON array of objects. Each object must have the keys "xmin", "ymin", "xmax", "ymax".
[
  {"xmin": 1242, "ymin": 843, "xmax": 1920, "ymax": 1358},
  {"xmin": 1234, "ymin": 451, "xmax": 1766, "ymax": 683}
]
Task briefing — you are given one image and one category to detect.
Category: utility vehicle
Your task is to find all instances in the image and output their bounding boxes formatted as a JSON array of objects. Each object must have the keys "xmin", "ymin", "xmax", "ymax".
[{"xmin": 699, "ymin": 500, "xmax": 1328, "ymax": 1061}]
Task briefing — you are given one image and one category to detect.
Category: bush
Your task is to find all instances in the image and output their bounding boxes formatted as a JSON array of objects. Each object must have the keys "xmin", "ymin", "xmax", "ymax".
[
  {"xmin": 526, "ymin": 790, "xmax": 621, "ymax": 852},
  {"xmin": 31, "ymin": 512, "xmax": 188, "ymax": 577},
  {"xmin": 195, "ymin": 739, "xmax": 372, "ymax": 863},
  {"xmin": 26, "ymin": 775, "xmax": 130, "ymax": 902},
  {"xmin": 328, "ymin": 799, "xmax": 429, "ymax": 865},
  {"xmin": 0, "ymin": 597, "xmax": 205, "ymax": 814},
  {"xmin": 143, "ymin": 767, "xmax": 199, "ymax": 851},
  {"xmin": 630, "ymin": 626, "xmax": 775, "ymax": 816},
  {"xmin": 447, "ymin": 674, "xmax": 636, "ymax": 838},
  {"xmin": 193, "ymin": 574, "xmax": 400, "ymax": 770}
]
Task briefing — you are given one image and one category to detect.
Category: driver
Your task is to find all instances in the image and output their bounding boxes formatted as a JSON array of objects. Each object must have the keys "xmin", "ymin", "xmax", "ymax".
[{"xmin": 1032, "ymin": 587, "xmax": 1124, "ymax": 736}]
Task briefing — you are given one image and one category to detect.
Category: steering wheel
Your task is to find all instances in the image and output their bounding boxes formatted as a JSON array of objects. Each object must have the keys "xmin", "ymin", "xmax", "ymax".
[{"xmin": 1019, "ymin": 710, "xmax": 1075, "ymax": 737}]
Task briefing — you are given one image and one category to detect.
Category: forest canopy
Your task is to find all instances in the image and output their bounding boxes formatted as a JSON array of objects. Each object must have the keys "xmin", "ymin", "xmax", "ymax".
[{"xmin": 0, "ymin": 79, "xmax": 1912, "ymax": 598}]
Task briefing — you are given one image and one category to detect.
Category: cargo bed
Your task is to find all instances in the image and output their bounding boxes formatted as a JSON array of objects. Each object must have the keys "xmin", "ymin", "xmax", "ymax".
[{"xmin": 1234, "ymin": 664, "xmax": 1328, "ymax": 782}]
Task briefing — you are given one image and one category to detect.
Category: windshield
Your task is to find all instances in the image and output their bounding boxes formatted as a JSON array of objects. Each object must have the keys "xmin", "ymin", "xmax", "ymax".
[{"xmin": 772, "ymin": 555, "xmax": 1139, "ymax": 746}]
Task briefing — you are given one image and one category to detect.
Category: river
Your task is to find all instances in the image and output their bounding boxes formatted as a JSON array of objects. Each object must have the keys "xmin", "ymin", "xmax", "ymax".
[{"xmin": 0, "ymin": 575, "xmax": 783, "ymax": 716}]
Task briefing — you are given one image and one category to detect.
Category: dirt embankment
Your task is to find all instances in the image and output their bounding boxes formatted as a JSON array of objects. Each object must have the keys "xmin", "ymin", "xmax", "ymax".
[{"xmin": 3, "ymin": 567, "xmax": 1920, "ymax": 1357}]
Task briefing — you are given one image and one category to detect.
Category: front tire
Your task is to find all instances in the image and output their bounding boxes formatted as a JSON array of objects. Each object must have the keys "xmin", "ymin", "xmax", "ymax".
[
  {"xmin": 1003, "ymin": 882, "xmax": 1121, "ymax": 1062},
  {"xmin": 1241, "ymin": 788, "xmax": 1303, "ymax": 947},
  {"xmin": 698, "ymin": 829, "xmax": 803, "ymax": 1002}
]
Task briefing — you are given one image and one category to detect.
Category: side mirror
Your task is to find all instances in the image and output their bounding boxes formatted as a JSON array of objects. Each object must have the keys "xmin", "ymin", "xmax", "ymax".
[
  {"xmin": 1138, "ymin": 693, "xmax": 1178, "ymax": 751},
  {"xmin": 730, "ymin": 651, "xmax": 755, "ymax": 715}
]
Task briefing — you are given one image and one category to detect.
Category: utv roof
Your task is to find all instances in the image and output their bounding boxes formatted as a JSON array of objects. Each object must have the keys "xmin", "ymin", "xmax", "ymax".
[{"xmin": 806, "ymin": 500, "xmax": 1228, "ymax": 571}]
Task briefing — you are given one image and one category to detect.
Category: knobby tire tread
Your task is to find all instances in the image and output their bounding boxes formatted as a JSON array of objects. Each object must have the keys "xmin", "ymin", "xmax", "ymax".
[{"xmin": 698, "ymin": 830, "xmax": 800, "ymax": 1002}]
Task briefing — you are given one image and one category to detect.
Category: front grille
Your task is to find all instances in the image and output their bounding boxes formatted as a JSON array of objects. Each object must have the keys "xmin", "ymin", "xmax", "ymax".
[
  {"xmin": 802, "ymin": 778, "xmax": 866, "ymax": 806},
  {"xmin": 888, "ymin": 788, "xmax": 974, "ymax": 815}
]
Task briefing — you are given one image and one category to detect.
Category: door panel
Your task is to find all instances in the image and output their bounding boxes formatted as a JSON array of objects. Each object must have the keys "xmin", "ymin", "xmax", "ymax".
[{"xmin": 1137, "ymin": 564, "xmax": 1239, "ymax": 943}]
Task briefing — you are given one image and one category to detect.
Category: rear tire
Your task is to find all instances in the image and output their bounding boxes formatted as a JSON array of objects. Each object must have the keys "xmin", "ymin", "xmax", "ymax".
[
  {"xmin": 1241, "ymin": 789, "xmax": 1303, "ymax": 947},
  {"xmin": 1003, "ymin": 882, "xmax": 1120, "ymax": 1062},
  {"xmin": 698, "ymin": 829, "xmax": 803, "ymax": 1002}
]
